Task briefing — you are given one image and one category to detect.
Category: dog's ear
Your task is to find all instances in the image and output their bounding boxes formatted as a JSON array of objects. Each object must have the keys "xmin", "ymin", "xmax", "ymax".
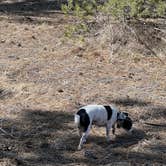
[{"xmin": 123, "ymin": 112, "xmax": 128, "ymax": 116}]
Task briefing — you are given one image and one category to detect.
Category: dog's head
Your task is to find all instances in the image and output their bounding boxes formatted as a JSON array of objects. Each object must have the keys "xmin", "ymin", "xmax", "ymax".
[
  {"xmin": 117, "ymin": 112, "xmax": 133, "ymax": 133},
  {"xmin": 117, "ymin": 112, "xmax": 128, "ymax": 119}
]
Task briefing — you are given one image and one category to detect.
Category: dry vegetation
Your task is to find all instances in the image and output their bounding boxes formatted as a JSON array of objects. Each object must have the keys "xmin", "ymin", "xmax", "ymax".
[{"xmin": 0, "ymin": 0, "xmax": 166, "ymax": 165}]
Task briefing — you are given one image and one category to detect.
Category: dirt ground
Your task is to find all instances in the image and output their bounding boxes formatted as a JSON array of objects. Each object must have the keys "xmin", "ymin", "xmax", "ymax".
[{"xmin": 0, "ymin": 1, "xmax": 166, "ymax": 165}]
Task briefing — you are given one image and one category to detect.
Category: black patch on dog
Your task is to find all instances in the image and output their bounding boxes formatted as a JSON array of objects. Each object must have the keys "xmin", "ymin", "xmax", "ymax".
[
  {"xmin": 104, "ymin": 105, "xmax": 112, "ymax": 120},
  {"xmin": 117, "ymin": 112, "xmax": 120, "ymax": 119},
  {"xmin": 122, "ymin": 117, "xmax": 132, "ymax": 131},
  {"xmin": 123, "ymin": 112, "xmax": 128, "ymax": 116},
  {"xmin": 77, "ymin": 109, "xmax": 90, "ymax": 132}
]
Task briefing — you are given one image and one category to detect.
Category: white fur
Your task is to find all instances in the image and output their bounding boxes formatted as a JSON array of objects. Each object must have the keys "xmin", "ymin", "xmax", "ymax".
[
  {"xmin": 74, "ymin": 114, "xmax": 80, "ymax": 126},
  {"xmin": 82, "ymin": 104, "xmax": 118, "ymax": 126},
  {"xmin": 129, "ymin": 128, "xmax": 133, "ymax": 133}
]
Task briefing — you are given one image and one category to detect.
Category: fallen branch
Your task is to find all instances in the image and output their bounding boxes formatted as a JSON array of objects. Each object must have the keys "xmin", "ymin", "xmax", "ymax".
[
  {"xmin": 123, "ymin": 21, "xmax": 165, "ymax": 65},
  {"xmin": 0, "ymin": 127, "xmax": 15, "ymax": 138},
  {"xmin": 154, "ymin": 27, "xmax": 166, "ymax": 34},
  {"xmin": 144, "ymin": 122, "xmax": 166, "ymax": 127}
]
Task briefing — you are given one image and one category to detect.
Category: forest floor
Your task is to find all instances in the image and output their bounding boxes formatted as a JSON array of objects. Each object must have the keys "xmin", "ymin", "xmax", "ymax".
[{"xmin": 0, "ymin": 1, "xmax": 166, "ymax": 165}]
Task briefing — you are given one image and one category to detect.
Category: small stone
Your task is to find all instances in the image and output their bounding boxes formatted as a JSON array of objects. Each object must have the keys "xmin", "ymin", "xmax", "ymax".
[
  {"xmin": 1, "ymin": 40, "xmax": 5, "ymax": 43},
  {"xmin": 7, "ymin": 146, "xmax": 12, "ymax": 151},
  {"xmin": 156, "ymin": 135, "xmax": 161, "ymax": 140},
  {"xmin": 10, "ymin": 41, "xmax": 15, "ymax": 44},
  {"xmin": 128, "ymin": 73, "xmax": 134, "ymax": 79},
  {"xmin": 77, "ymin": 54, "xmax": 83, "ymax": 57},
  {"xmin": 32, "ymin": 35, "xmax": 36, "ymax": 39},
  {"xmin": 25, "ymin": 17, "xmax": 33, "ymax": 22},
  {"xmin": 58, "ymin": 89, "xmax": 63, "ymax": 93},
  {"xmin": 17, "ymin": 43, "xmax": 22, "ymax": 47}
]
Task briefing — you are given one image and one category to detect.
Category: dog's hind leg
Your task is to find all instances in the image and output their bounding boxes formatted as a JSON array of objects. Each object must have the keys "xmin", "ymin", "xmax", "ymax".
[
  {"xmin": 112, "ymin": 124, "xmax": 116, "ymax": 135},
  {"xmin": 106, "ymin": 124, "xmax": 111, "ymax": 142}
]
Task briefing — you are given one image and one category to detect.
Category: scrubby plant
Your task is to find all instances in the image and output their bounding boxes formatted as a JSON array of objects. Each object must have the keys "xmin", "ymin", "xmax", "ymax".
[
  {"xmin": 62, "ymin": 0, "xmax": 166, "ymax": 19},
  {"xmin": 61, "ymin": 0, "xmax": 166, "ymax": 40}
]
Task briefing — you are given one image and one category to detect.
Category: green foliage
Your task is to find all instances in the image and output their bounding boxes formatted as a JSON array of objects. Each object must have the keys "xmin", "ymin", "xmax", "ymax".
[
  {"xmin": 135, "ymin": 0, "xmax": 166, "ymax": 18},
  {"xmin": 62, "ymin": 0, "xmax": 98, "ymax": 18},
  {"xmin": 101, "ymin": 0, "xmax": 166, "ymax": 19},
  {"xmin": 61, "ymin": 0, "xmax": 73, "ymax": 14},
  {"xmin": 62, "ymin": 0, "xmax": 166, "ymax": 19},
  {"xmin": 64, "ymin": 23, "xmax": 88, "ymax": 38},
  {"xmin": 61, "ymin": 0, "xmax": 166, "ymax": 39}
]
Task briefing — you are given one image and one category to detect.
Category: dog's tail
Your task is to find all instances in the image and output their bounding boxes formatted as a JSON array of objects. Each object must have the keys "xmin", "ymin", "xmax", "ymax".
[{"xmin": 74, "ymin": 114, "xmax": 80, "ymax": 127}]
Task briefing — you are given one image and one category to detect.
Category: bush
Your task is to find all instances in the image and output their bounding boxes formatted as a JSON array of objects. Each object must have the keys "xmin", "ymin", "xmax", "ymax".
[
  {"xmin": 62, "ymin": 0, "xmax": 166, "ymax": 19},
  {"xmin": 61, "ymin": 0, "xmax": 166, "ymax": 41}
]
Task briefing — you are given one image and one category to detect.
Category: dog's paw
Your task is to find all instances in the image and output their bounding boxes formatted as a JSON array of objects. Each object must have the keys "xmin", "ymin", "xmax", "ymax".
[{"xmin": 77, "ymin": 145, "xmax": 82, "ymax": 150}]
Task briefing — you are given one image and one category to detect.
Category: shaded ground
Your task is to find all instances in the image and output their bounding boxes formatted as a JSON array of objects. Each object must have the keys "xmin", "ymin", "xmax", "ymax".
[
  {"xmin": 0, "ymin": 0, "xmax": 166, "ymax": 165},
  {"xmin": 0, "ymin": 0, "xmax": 66, "ymax": 16}
]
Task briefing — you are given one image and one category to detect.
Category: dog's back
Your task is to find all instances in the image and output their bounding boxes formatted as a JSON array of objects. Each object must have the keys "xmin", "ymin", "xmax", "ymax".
[{"xmin": 76, "ymin": 105, "xmax": 108, "ymax": 126}]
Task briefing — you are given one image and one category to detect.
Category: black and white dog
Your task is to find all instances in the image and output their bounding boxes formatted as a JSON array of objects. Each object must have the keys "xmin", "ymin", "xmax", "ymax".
[{"xmin": 74, "ymin": 105, "xmax": 133, "ymax": 150}]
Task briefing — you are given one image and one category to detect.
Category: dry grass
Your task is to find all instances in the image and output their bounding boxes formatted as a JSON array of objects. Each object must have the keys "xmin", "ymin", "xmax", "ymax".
[{"xmin": 0, "ymin": 1, "xmax": 166, "ymax": 165}]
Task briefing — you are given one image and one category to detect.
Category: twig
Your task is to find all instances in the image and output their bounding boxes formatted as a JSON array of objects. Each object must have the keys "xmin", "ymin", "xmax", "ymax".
[
  {"xmin": 0, "ymin": 89, "xmax": 12, "ymax": 99},
  {"xmin": 123, "ymin": 21, "xmax": 139, "ymax": 41},
  {"xmin": 0, "ymin": 127, "xmax": 15, "ymax": 138},
  {"xmin": 144, "ymin": 122, "xmax": 166, "ymax": 128},
  {"xmin": 123, "ymin": 22, "xmax": 165, "ymax": 65},
  {"xmin": 161, "ymin": 37, "xmax": 166, "ymax": 43},
  {"xmin": 154, "ymin": 27, "xmax": 166, "ymax": 34}
]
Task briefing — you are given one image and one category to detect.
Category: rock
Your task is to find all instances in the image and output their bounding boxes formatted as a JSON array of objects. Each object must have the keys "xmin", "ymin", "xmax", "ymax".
[
  {"xmin": 58, "ymin": 89, "xmax": 64, "ymax": 93},
  {"xmin": 17, "ymin": 43, "xmax": 22, "ymax": 47},
  {"xmin": 76, "ymin": 54, "xmax": 83, "ymax": 57},
  {"xmin": 24, "ymin": 27, "xmax": 29, "ymax": 31},
  {"xmin": 79, "ymin": 72, "xmax": 83, "ymax": 76},
  {"xmin": 1, "ymin": 40, "xmax": 5, "ymax": 43},
  {"xmin": 32, "ymin": 35, "xmax": 36, "ymax": 39}
]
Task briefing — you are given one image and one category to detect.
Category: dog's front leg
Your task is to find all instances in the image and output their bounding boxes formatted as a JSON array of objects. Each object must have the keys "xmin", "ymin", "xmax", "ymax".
[
  {"xmin": 78, "ymin": 126, "xmax": 91, "ymax": 150},
  {"xmin": 106, "ymin": 121, "xmax": 115, "ymax": 142},
  {"xmin": 78, "ymin": 133, "xmax": 86, "ymax": 150},
  {"xmin": 77, "ymin": 127, "xmax": 83, "ymax": 137}
]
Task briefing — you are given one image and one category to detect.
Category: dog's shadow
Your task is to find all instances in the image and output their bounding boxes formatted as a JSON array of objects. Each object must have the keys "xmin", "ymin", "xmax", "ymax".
[
  {"xmin": 63, "ymin": 127, "xmax": 146, "ymax": 153},
  {"xmin": 87, "ymin": 128, "xmax": 146, "ymax": 149}
]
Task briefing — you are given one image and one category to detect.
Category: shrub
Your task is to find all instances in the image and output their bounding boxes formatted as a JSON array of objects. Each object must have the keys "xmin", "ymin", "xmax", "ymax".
[
  {"xmin": 62, "ymin": 0, "xmax": 166, "ymax": 19},
  {"xmin": 61, "ymin": 0, "xmax": 166, "ymax": 41}
]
